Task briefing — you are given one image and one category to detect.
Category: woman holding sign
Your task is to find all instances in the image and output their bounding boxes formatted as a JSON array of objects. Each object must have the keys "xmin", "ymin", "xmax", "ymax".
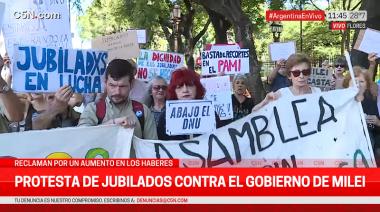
[
  {"xmin": 157, "ymin": 68, "xmax": 224, "ymax": 140},
  {"xmin": 343, "ymin": 67, "xmax": 380, "ymax": 155},
  {"xmin": 252, "ymin": 53, "xmax": 321, "ymax": 112}
]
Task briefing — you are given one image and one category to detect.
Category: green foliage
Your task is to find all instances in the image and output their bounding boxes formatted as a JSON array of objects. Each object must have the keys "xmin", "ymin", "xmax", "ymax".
[
  {"xmin": 242, "ymin": 0, "xmax": 266, "ymax": 32},
  {"xmin": 78, "ymin": 0, "xmax": 130, "ymax": 39}
]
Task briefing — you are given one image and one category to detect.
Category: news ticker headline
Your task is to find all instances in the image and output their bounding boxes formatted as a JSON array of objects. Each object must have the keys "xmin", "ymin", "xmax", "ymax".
[
  {"xmin": 1, "ymin": 159, "xmax": 370, "ymax": 168},
  {"xmin": 14, "ymin": 174, "xmax": 365, "ymax": 188},
  {"xmin": 3, "ymin": 159, "xmax": 178, "ymax": 168},
  {"xmin": 0, "ymin": 165, "xmax": 379, "ymax": 197}
]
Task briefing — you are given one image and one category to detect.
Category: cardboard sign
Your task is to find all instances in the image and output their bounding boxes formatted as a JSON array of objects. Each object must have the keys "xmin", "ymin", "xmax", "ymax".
[
  {"xmin": 136, "ymin": 49, "xmax": 185, "ymax": 82},
  {"xmin": 201, "ymin": 76, "xmax": 233, "ymax": 120},
  {"xmin": 12, "ymin": 45, "xmax": 108, "ymax": 93},
  {"xmin": 135, "ymin": 88, "xmax": 375, "ymax": 168},
  {"xmin": 0, "ymin": 125, "xmax": 133, "ymax": 158},
  {"xmin": 1, "ymin": 0, "xmax": 72, "ymax": 58},
  {"xmin": 165, "ymin": 100, "xmax": 216, "ymax": 136},
  {"xmin": 269, "ymin": 41, "xmax": 296, "ymax": 61},
  {"xmin": 201, "ymin": 45, "xmax": 250, "ymax": 76},
  {"xmin": 308, "ymin": 67, "xmax": 333, "ymax": 90},
  {"xmin": 92, "ymin": 31, "xmax": 140, "ymax": 60}
]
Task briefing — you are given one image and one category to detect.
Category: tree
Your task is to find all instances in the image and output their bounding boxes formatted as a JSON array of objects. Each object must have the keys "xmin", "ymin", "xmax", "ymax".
[
  {"xmin": 79, "ymin": 0, "xmax": 212, "ymax": 70},
  {"xmin": 193, "ymin": 0, "xmax": 266, "ymax": 101}
]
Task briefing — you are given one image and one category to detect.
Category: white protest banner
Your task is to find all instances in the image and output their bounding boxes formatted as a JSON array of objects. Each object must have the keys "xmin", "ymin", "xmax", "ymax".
[
  {"xmin": 201, "ymin": 76, "xmax": 233, "ymax": 120},
  {"xmin": 1, "ymin": 0, "xmax": 72, "ymax": 58},
  {"xmin": 127, "ymin": 29, "xmax": 147, "ymax": 44},
  {"xmin": 269, "ymin": 41, "xmax": 296, "ymax": 61},
  {"xmin": 201, "ymin": 45, "xmax": 250, "ymax": 76},
  {"xmin": 135, "ymin": 88, "xmax": 375, "ymax": 168},
  {"xmin": 136, "ymin": 49, "xmax": 185, "ymax": 82},
  {"xmin": 308, "ymin": 67, "xmax": 333, "ymax": 90},
  {"xmin": 92, "ymin": 31, "xmax": 140, "ymax": 60},
  {"xmin": 0, "ymin": 125, "xmax": 133, "ymax": 158},
  {"xmin": 165, "ymin": 100, "xmax": 216, "ymax": 136},
  {"xmin": 12, "ymin": 45, "xmax": 108, "ymax": 93},
  {"xmin": 356, "ymin": 28, "xmax": 380, "ymax": 55}
]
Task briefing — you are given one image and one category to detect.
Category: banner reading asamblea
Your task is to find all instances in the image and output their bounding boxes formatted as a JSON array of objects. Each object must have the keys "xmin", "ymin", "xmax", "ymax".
[
  {"xmin": 1, "ymin": 0, "xmax": 71, "ymax": 57},
  {"xmin": 12, "ymin": 45, "xmax": 108, "ymax": 93},
  {"xmin": 0, "ymin": 88, "xmax": 375, "ymax": 168},
  {"xmin": 135, "ymin": 88, "xmax": 375, "ymax": 168}
]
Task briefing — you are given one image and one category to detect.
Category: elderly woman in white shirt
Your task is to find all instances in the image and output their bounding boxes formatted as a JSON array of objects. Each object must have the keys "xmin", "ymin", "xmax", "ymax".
[{"xmin": 253, "ymin": 53, "xmax": 320, "ymax": 111}]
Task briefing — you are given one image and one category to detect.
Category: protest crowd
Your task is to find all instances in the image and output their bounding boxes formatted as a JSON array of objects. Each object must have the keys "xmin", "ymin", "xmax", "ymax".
[{"xmin": 0, "ymin": 1, "xmax": 379, "ymax": 168}]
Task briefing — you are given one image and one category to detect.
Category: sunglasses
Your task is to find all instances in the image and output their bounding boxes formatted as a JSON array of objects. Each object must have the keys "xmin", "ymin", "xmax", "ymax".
[
  {"xmin": 335, "ymin": 64, "xmax": 346, "ymax": 68},
  {"xmin": 152, "ymin": 85, "xmax": 167, "ymax": 91},
  {"xmin": 290, "ymin": 69, "xmax": 311, "ymax": 77}
]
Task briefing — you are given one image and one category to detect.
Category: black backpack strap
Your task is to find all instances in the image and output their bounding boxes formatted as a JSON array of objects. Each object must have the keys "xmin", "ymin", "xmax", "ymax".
[
  {"xmin": 131, "ymin": 100, "xmax": 145, "ymax": 133},
  {"xmin": 95, "ymin": 98, "xmax": 106, "ymax": 125}
]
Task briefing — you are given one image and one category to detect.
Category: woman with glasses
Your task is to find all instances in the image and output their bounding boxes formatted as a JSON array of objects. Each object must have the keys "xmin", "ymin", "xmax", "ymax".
[
  {"xmin": 148, "ymin": 76, "xmax": 168, "ymax": 126},
  {"xmin": 343, "ymin": 66, "xmax": 380, "ymax": 165},
  {"xmin": 331, "ymin": 56, "xmax": 348, "ymax": 90},
  {"xmin": 252, "ymin": 53, "xmax": 320, "ymax": 111}
]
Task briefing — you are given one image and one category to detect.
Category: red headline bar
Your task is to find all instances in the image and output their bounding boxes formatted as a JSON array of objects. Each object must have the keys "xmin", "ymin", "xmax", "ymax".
[
  {"xmin": 0, "ymin": 159, "xmax": 179, "ymax": 168},
  {"xmin": 0, "ymin": 168, "xmax": 379, "ymax": 196}
]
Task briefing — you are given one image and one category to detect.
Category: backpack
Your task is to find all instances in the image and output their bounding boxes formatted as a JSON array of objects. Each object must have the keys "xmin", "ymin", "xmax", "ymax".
[{"xmin": 95, "ymin": 99, "xmax": 145, "ymax": 132}]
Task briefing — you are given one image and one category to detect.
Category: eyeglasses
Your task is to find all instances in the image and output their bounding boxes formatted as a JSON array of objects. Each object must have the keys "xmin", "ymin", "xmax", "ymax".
[
  {"xmin": 335, "ymin": 64, "xmax": 346, "ymax": 68},
  {"xmin": 290, "ymin": 69, "xmax": 311, "ymax": 77},
  {"xmin": 152, "ymin": 85, "xmax": 167, "ymax": 91}
]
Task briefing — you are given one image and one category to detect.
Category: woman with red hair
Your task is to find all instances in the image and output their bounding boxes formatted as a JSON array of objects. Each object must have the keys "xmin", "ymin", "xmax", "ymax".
[{"xmin": 157, "ymin": 68, "xmax": 223, "ymax": 140}]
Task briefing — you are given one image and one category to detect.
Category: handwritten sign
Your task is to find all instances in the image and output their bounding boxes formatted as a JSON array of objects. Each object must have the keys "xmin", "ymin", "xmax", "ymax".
[
  {"xmin": 135, "ymin": 88, "xmax": 375, "ymax": 168},
  {"xmin": 201, "ymin": 45, "xmax": 249, "ymax": 76},
  {"xmin": 165, "ymin": 100, "xmax": 216, "ymax": 136},
  {"xmin": 12, "ymin": 45, "xmax": 108, "ymax": 93},
  {"xmin": 269, "ymin": 41, "xmax": 296, "ymax": 61},
  {"xmin": 308, "ymin": 67, "xmax": 333, "ymax": 90},
  {"xmin": 355, "ymin": 28, "xmax": 380, "ymax": 55},
  {"xmin": 201, "ymin": 76, "xmax": 233, "ymax": 120},
  {"xmin": 1, "ymin": 0, "xmax": 72, "ymax": 58},
  {"xmin": 92, "ymin": 31, "xmax": 140, "ymax": 60},
  {"xmin": 136, "ymin": 49, "xmax": 185, "ymax": 82}
]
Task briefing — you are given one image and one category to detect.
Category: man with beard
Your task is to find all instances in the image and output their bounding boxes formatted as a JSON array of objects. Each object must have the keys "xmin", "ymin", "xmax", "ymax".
[{"xmin": 78, "ymin": 59, "xmax": 157, "ymax": 140}]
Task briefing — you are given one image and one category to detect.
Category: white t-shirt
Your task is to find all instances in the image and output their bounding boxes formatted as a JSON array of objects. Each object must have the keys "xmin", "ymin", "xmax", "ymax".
[{"xmin": 278, "ymin": 86, "xmax": 321, "ymax": 98}]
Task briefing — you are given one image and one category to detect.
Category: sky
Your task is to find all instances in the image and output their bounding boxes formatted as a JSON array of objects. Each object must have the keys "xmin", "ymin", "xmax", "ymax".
[{"xmin": 71, "ymin": 0, "xmax": 93, "ymax": 49}]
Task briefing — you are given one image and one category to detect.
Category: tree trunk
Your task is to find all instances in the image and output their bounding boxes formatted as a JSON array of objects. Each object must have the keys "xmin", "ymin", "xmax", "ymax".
[
  {"xmin": 205, "ymin": 8, "xmax": 231, "ymax": 44},
  {"xmin": 193, "ymin": 0, "xmax": 265, "ymax": 101}
]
